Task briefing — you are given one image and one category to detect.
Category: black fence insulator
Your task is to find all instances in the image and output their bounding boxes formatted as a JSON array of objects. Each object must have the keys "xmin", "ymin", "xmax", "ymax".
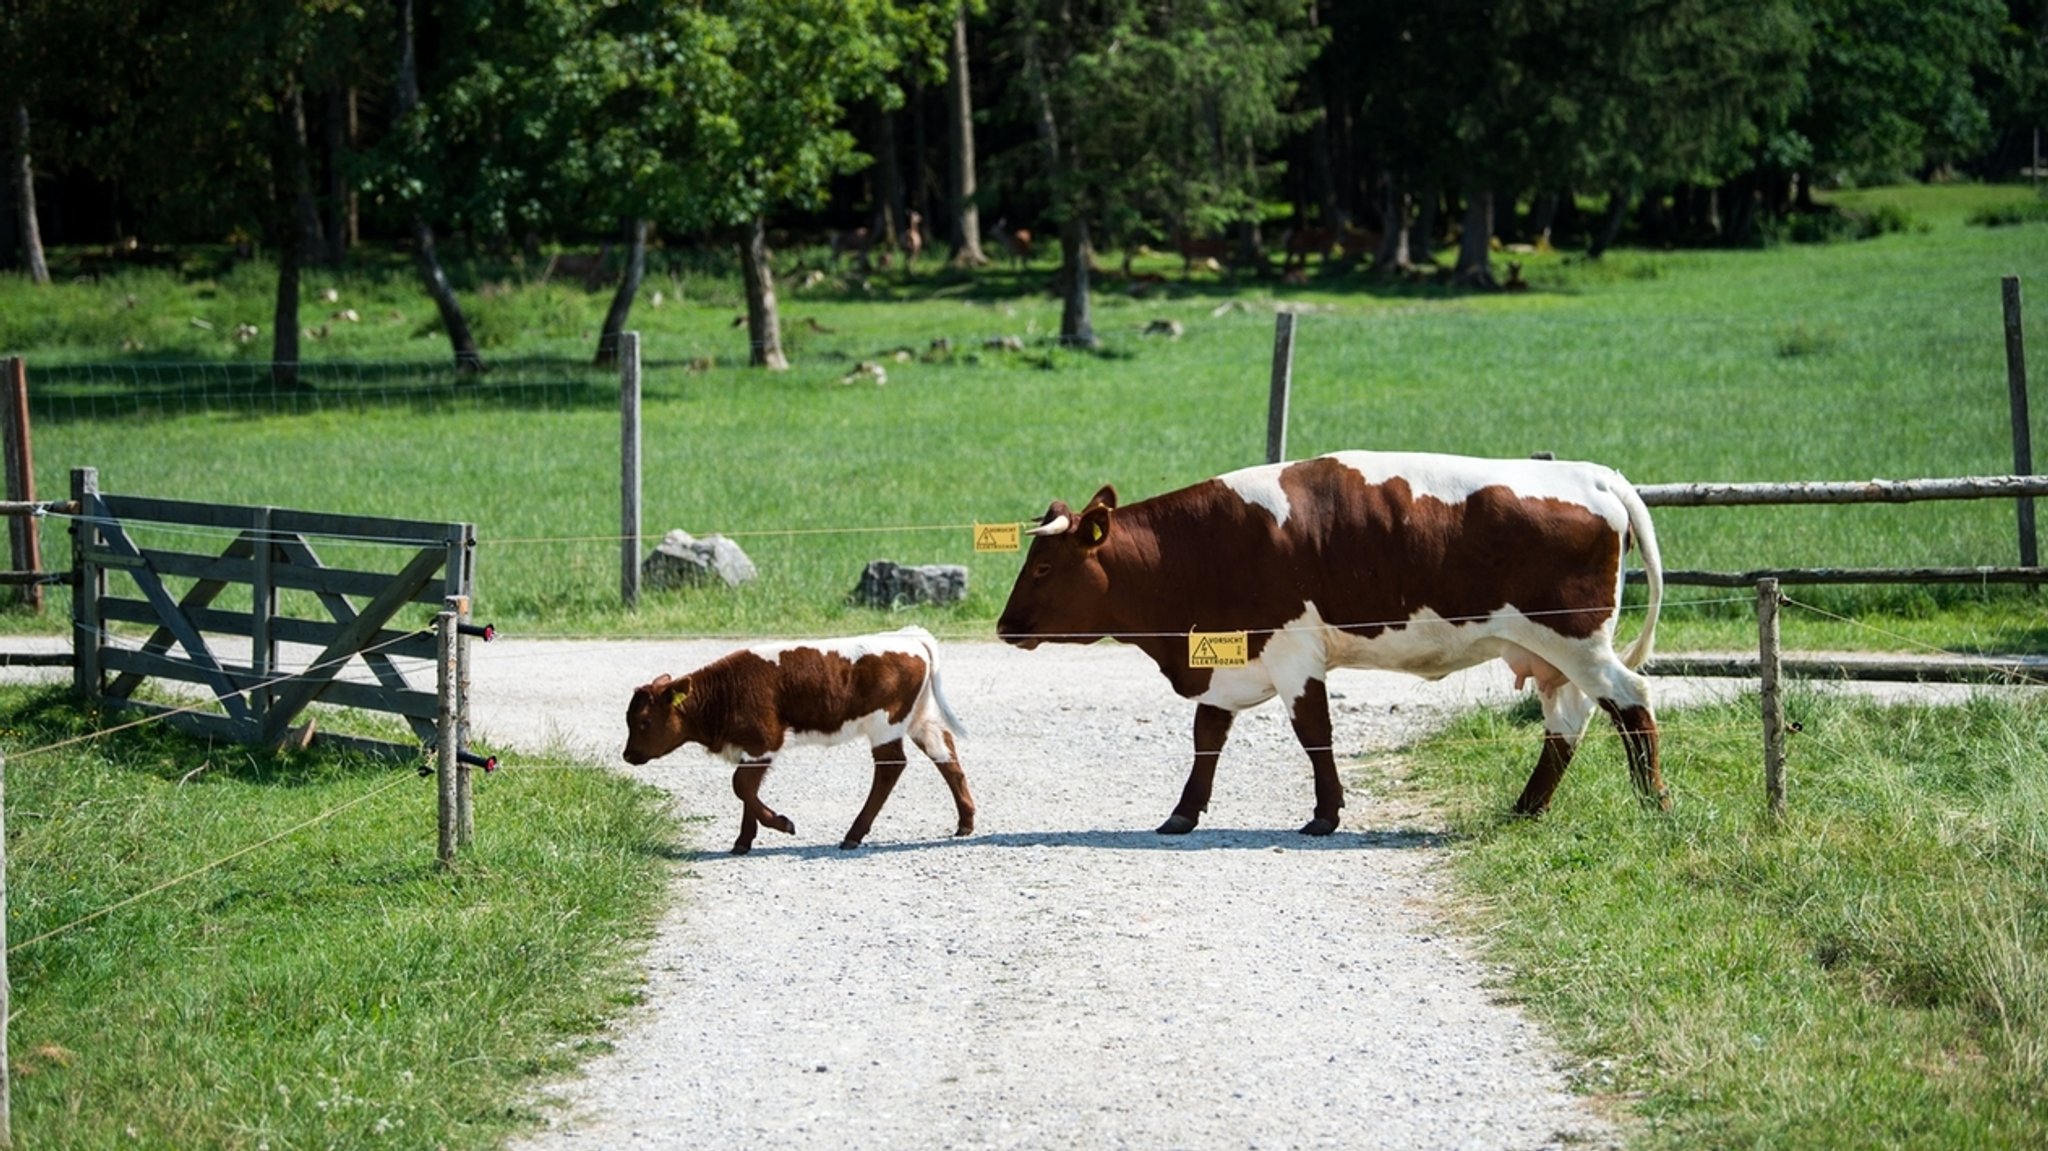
[
  {"xmin": 459, "ymin": 621, "xmax": 496, "ymax": 640},
  {"xmin": 458, "ymin": 748, "xmax": 498, "ymax": 773}
]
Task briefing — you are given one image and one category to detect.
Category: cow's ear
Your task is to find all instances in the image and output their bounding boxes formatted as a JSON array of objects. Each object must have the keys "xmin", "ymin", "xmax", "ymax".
[
  {"xmin": 670, "ymin": 677, "xmax": 691, "ymax": 709},
  {"xmin": 1088, "ymin": 484, "xmax": 1118, "ymax": 510},
  {"xmin": 1079, "ymin": 503, "xmax": 1112, "ymax": 548}
]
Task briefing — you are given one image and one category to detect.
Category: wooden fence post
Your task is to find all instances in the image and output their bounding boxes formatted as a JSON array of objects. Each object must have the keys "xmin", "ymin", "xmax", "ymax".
[
  {"xmin": 70, "ymin": 467, "xmax": 101, "ymax": 702},
  {"xmin": 449, "ymin": 594, "xmax": 474, "ymax": 849},
  {"xmin": 1758, "ymin": 577, "xmax": 1786, "ymax": 820},
  {"xmin": 1266, "ymin": 311, "xmax": 1295, "ymax": 465},
  {"xmin": 435, "ymin": 606, "xmax": 458, "ymax": 866},
  {"xmin": 620, "ymin": 331, "xmax": 643, "ymax": 608},
  {"xmin": 0, "ymin": 358, "xmax": 38, "ymax": 613},
  {"xmin": 2004, "ymin": 276, "xmax": 2035, "ymax": 567}
]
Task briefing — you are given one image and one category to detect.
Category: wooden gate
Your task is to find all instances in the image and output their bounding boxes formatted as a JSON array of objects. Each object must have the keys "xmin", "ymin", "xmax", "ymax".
[{"xmin": 66, "ymin": 466, "xmax": 475, "ymax": 757}]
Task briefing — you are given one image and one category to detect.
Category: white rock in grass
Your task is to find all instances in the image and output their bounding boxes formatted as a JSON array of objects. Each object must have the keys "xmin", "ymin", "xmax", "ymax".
[{"xmin": 644, "ymin": 530, "xmax": 757, "ymax": 590}]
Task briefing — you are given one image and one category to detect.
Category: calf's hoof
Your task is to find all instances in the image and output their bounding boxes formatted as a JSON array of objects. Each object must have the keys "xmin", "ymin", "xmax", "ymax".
[
  {"xmin": 839, "ymin": 836, "xmax": 864, "ymax": 851},
  {"xmin": 1299, "ymin": 817, "xmax": 1338, "ymax": 837},
  {"xmin": 730, "ymin": 840, "xmax": 754, "ymax": 855},
  {"xmin": 770, "ymin": 815, "xmax": 797, "ymax": 836},
  {"xmin": 1156, "ymin": 813, "xmax": 1199, "ymax": 835},
  {"xmin": 954, "ymin": 820, "xmax": 975, "ymax": 838}
]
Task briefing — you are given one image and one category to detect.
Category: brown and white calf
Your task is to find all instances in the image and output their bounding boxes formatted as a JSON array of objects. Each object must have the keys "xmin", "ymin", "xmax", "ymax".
[
  {"xmin": 997, "ymin": 451, "xmax": 1668, "ymax": 835},
  {"xmin": 622, "ymin": 627, "xmax": 976, "ymax": 854}
]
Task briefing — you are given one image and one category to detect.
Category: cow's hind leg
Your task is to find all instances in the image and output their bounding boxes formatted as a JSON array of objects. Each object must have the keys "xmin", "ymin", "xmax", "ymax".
[
  {"xmin": 840, "ymin": 740, "xmax": 908, "ymax": 850},
  {"xmin": 1160, "ymin": 704, "xmax": 1235, "ymax": 835},
  {"xmin": 910, "ymin": 725, "xmax": 976, "ymax": 838},
  {"xmin": 1514, "ymin": 681, "xmax": 1594, "ymax": 816},
  {"xmin": 1601, "ymin": 698, "xmax": 1668, "ymax": 810},
  {"xmin": 731, "ymin": 761, "xmax": 796, "ymax": 854},
  {"xmin": 1288, "ymin": 678, "xmax": 1343, "ymax": 836}
]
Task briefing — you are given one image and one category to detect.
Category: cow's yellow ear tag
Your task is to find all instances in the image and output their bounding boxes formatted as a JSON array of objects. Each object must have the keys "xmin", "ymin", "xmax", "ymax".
[{"xmin": 1088, "ymin": 520, "xmax": 1105, "ymax": 544}]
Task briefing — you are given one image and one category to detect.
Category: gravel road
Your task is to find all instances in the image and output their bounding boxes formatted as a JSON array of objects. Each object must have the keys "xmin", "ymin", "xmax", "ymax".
[{"xmin": 477, "ymin": 637, "xmax": 1678, "ymax": 1151}]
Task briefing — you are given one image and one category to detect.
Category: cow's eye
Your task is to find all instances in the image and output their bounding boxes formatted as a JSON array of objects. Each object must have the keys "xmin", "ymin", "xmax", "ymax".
[{"xmin": 1032, "ymin": 562, "xmax": 1052, "ymax": 578}]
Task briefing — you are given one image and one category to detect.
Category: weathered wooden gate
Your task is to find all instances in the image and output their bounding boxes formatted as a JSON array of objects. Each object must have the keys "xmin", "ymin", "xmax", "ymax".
[{"xmin": 66, "ymin": 466, "xmax": 476, "ymax": 758}]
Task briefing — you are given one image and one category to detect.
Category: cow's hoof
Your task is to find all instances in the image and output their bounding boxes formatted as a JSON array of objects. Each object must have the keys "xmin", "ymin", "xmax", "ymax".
[
  {"xmin": 1299, "ymin": 817, "xmax": 1337, "ymax": 836},
  {"xmin": 839, "ymin": 837, "xmax": 864, "ymax": 850},
  {"xmin": 1157, "ymin": 813, "xmax": 1199, "ymax": 835}
]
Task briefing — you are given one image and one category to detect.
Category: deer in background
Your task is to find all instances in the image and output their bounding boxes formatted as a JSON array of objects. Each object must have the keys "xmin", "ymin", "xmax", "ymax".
[
  {"xmin": 1172, "ymin": 228, "xmax": 1233, "ymax": 279},
  {"xmin": 991, "ymin": 218, "xmax": 1034, "ymax": 269}
]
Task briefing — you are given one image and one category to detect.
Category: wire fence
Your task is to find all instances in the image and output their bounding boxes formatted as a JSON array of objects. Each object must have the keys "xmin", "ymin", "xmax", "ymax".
[{"xmin": 7, "ymin": 585, "xmax": 2046, "ymax": 960}]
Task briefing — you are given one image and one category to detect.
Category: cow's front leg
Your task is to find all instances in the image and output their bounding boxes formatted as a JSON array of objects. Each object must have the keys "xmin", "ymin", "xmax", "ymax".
[
  {"xmin": 1288, "ymin": 678, "xmax": 1343, "ymax": 836},
  {"xmin": 730, "ymin": 761, "xmax": 795, "ymax": 854},
  {"xmin": 1160, "ymin": 704, "xmax": 1235, "ymax": 835},
  {"xmin": 841, "ymin": 741, "xmax": 909, "ymax": 850}
]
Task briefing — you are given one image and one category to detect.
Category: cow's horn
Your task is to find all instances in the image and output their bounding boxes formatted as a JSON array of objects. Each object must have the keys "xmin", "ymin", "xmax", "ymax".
[{"xmin": 1026, "ymin": 514, "xmax": 1072, "ymax": 537}]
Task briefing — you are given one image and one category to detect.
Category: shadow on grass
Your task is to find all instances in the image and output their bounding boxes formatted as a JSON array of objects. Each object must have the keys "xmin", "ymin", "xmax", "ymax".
[{"xmin": 1, "ymin": 685, "xmax": 412, "ymax": 787}]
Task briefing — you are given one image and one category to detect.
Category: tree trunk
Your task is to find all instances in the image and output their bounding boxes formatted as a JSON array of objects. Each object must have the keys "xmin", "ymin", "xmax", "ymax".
[
  {"xmin": 396, "ymin": 0, "xmax": 484, "ymax": 372},
  {"xmin": 945, "ymin": 6, "xmax": 987, "ymax": 265},
  {"xmin": 1303, "ymin": 3, "xmax": 1342, "ymax": 229},
  {"xmin": 595, "ymin": 217, "xmax": 648, "ymax": 366},
  {"xmin": 739, "ymin": 216, "xmax": 788, "ymax": 369},
  {"xmin": 874, "ymin": 101, "xmax": 904, "ymax": 254},
  {"xmin": 1411, "ymin": 181, "xmax": 1439, "ymax": 265},
  {"xmin": 909, "ymin": 72, "xmax": 931, "ymax": 250},
  {"xmin": 1058, "ymin": 215, "xmax": 1095, "ymax": 348},
  {"xmin": 271, "ymin": 87, "xmax": 309, "ymax": 389},
  {"xmin": 1021, "ymin": 5, "xmax": 1093, "ymax": 346},
  {"xmin": 1374, "ymin": 172, "xmax": 1411, "ymax": 270},
  {"xmin": 290, "ymin": 87, "xmax": 324, "ymax": 269},
  {"xmin": 1529, "ymin": 192, "xmax": 1559, "ymax": 247},
  {"xmin": 322, "ymin": 88, "xmax": 349, "ymax": 266},
  {"xmin": 1453, "ymin": 186, "xmax": 1495, "ymax": 287},
  {"xmin": 1588, "ymin": 186, "xmax": 1630, "ymax": 259},
  {"xmin": 9, "ymin": 102, "xmax": 47, "ymax": 286}
]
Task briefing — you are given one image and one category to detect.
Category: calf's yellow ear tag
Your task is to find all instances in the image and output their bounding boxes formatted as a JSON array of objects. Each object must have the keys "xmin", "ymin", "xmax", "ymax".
[{"xmin": 671, "ymin": 683, "xmax": 689, "ymax": 710}]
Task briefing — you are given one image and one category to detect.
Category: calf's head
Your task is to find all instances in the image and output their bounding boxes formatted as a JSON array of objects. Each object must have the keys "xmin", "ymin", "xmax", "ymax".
[
  {"xmin": 997, "ymin": 486, "xmax": 1117, "ymax": 649},
  {"xmin": 622, "ymin": 673, "xmax": 692, "ymax": 765}
]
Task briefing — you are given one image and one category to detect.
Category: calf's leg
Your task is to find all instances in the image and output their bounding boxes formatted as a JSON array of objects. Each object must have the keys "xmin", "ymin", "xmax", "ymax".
[
  {"xmin": 1160, "ymin": 704, "xmax": 1235, "ymax": 835},
  {"xmin": 911, "ymin": 727, "xmax": 976, "ymax": 837},
  {"xmin": 1287, "ymin": 678, "xmax": 1343, "ymax": 836},
  {"xmin": 730, "ymin": 761, "xmax": 795, "ymax": 854},
  {"xmin": 841, "ymin": 740, "xmax": 909, "ymax": 850}
]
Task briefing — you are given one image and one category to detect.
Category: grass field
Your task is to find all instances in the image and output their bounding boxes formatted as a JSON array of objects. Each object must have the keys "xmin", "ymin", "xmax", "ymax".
[
  {"xmin": 0, "ymin": 183, "xmax": 2043, "ymax": 653},
  {"xmin": 2, "ymin": 684, "xmax": 682, "ymax": 1150},
  {"xmin": 1390, "ymin": 688, "xmax": 2048, "ymax": 1149}
]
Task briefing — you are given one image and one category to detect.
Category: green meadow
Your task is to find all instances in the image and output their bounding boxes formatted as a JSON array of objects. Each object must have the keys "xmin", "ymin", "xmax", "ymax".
[{"xmin": 3, "ymin": 183, "xmax": 2048, "ymax": 1148}]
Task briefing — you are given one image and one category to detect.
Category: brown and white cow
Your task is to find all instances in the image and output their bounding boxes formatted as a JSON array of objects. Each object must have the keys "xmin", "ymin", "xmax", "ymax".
[
  {"xmin": 996, "ymin": 451, "xmax": 1668, "ymax": 835},
  {"xmin": 622, "ymin": 626, "xmax": 976, "ymax": 854}
]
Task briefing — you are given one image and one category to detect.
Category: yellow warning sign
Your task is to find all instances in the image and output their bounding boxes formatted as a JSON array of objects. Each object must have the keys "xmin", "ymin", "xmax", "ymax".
[
  {"xmin": 1188, "ymin": 631, "xmax": 1250, "ymax": 669},
  {"xmin": 974, "ymin": 522, "xmax": 1022, "ymax": 552}
]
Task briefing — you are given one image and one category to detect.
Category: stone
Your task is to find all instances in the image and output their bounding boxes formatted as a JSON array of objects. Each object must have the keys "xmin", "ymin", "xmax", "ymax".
[
  {"xmin": 644, "ymin": 530, "xmax": 757, "ymax": 590},
  {"xmin": 849, "ymin": 561, "xmax": 968, "ymax": 609}
]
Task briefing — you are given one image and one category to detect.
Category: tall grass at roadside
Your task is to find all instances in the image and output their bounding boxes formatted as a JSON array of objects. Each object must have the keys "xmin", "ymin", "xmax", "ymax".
[
  {"xmin": 3, "ymin": 685, "xmax": 682, "ymax": 1150},
  {"xmin": 1384, "ymin": 691, "xmax": 2048, "ymax": 1148}
]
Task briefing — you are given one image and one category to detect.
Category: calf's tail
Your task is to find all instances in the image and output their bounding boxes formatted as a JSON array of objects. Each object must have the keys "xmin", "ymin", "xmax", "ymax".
[{"xmin": 907, "ymin": 628, "xmax": 968, "ymax": 738}]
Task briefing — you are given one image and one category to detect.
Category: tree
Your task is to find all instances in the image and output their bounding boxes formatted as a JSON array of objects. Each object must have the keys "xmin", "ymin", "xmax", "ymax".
[
  {"xmin": 946, "ymin": 4, "xmax": 990, "ymax": 264},
  {"xmin": 390, "ymin": 0, "xmax": 485, "ymax": 372},
  {"xmin": 996, "ymin": 0, "xmax": 1319, "ymax": 345}
]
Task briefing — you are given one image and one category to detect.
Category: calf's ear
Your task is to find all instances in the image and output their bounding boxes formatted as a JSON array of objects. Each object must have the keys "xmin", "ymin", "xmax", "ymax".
[{"xmin": 1079, "ymin": 503, "xmax": 1113, "ymax": 548}]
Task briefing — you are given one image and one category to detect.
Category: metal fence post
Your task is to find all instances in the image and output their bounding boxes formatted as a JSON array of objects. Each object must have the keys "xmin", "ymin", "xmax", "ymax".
[
  {"xmin": 1266, "ymin": 312, "xmax": 1295, "ymax": 465},
  {"xmin": 1758, "ymin": 577, "xmax": 1786, "ymax": 819},
  {"xmin": 620, "ymin": 331, "xmax": 643, "ymax": 607}
]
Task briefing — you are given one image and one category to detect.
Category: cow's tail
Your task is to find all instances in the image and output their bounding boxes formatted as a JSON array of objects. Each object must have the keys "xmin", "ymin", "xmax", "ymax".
[
  {"xmin": 904, "ymin": 625, "xmax": 968, "ymax": 738},
  {"xmin": 1616, "ymin": 475, "xmax": 1663, "ymax": 671}
]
